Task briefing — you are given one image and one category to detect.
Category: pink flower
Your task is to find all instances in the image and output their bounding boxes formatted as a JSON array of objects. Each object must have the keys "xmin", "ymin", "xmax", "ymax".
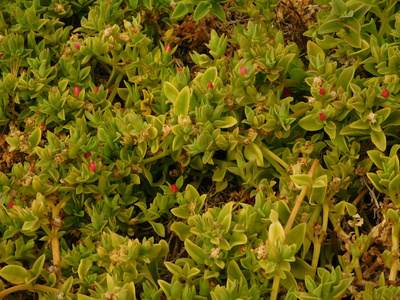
[
  {"xmin": 382, "ymin": 88, "xmax": 389, "ymax": 98},
  {"xmin": 94, "ymin": 87, "xmax": 99, "ymax": 94},
  {"xmin": 84, "ymin": 152, "xmax": 92, "ymax": 158},
  {"xmin": 28, "ymin": 166, "xmax": 35, "ymax": 173},
  {"xmin": 207, "ymin": 81, "xmax": 214, "ymax": 89},
  {"xmin": 223, "ymin": 56, "xmax": 227, "ymax": 60},
  {"xmin": 240, "ymin": 66, "xmax": 248, "ymax": 76},
  {"xmin": 319, "ymin": 88, "xmax": 326, "ymax": 96},
  {"xmin": 283, "ymin": 89, "xmax": 291, "ymax": 97},
  {"xmin": 89, "ymin": 162, "xmax": 97, "ymax": 172},
  {"xmin": 165, "ymin": 45, "xmax": 172, "ymax": 52},
  {"xmin": 319, "ymin": 113, "xmax": 326, "ymax": 121},
  {"xmin": 73, "ymin": 87, "xmax": 81, "ymax": 97},
  {"xmin": 132, "ymin": 28, "xmax": 137, "ymax": 34},
  {"xmin": 74, "ymin": 43, "xmax": 81, "ymax": 51},
  {"xmin": 177, "ymin": 67, "xmax": 183, "ymax": 72},
  {"xmin": 8, "ymin": 201, "xmax": 15, "ymax": 209},
  {"xmin": 170, "ymin": 184, "xmax": 179, "ymax": 193}
]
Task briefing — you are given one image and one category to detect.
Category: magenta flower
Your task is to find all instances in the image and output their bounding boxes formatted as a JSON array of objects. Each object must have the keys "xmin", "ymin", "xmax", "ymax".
[
  {"xmin": 73, "ymin": 87, "xmax": 81, "ymax": 97},
  {"xmin": 207, "ymin": 81, "xmax": 214, "ymax": 89},
  {"xmin": 319, "ymin": 88, "xmax": 326, "ymax": 96},
  {"xmin": 319, "ymin": 113, "xmax": 326, "ymax": 121},
  {"xmin": 170, "ymin": 184, "xmax": 179, "ymax": 193},
  {"xmin": 382, "ymin": 88, "xmax": 389, "ymax": 98},
  {"xmin": 74, "ymin": 43, "xmax": 81, "ymax": 51},
  {"xmin": 89, "ymin": 162, "xmax": 97, "ymax": 172},
  {"xmin": 8, "ymin": 201, "xmax": 15, "ymax": 209},
  {"xmin": 240, "ymin": 66, "xmax": 248, "ymax": 76}
]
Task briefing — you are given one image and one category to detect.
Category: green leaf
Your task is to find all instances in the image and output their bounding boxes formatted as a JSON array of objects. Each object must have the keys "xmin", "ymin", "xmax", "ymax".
[
  {"xmin": 287, "ymin": 223, "xmax": 306, "ymax": 253},
  {"xmin": 336, "ymin": 66, "xmax": 355, "ymax": 92},
  {"xmin": 290, "ymin": 175, "xmax": 313, "ymax": 187},
  {"xmin": 163, "ymin": 82, "xmax": 179, "ymax": 102},
  {"xmin": 171, "ymin": 222, "xmax": 193, "ymax": 240},
  {"xmin": 171, "ymin": 3, "xmax": 190, "ymax": 20},
  {"xmin": 290, "ymin": 258, "xmax": 315, "ymax": 280},
  {"xmin": 0, "ymin": 265, "xmax": 29, "ymax": 284},
  {"xmin": 185, "ymin": 239, "xmax": 207, "ymax": 265},
  {"xmin": 149, "ymin": 221, "xmax": 165, "ymax": 237},
  {"xmin": 60, "ymin": 276, "xmax": 74, "ymax": 296},
  {"xmin": 227, "ymin": 260, "xmax": 246, "ymax": 283},
  {"xmin": 299, "ymin": 114, "xmax": 324, "ymax": 131},
  {"xmin": 332, "ymin": 0, "xmax": 347, "ymax": 15},
  {"xmin": 202, "ymin": 67, "xmax": 218, "ymax": 85},
  {"xmin": 193, "ymin": 2, "xmax": 211, "ymax": 21},
  {"xmin": 371, "ymin": 130, "xmax": 386, "ymax": 151},
  {"xmin": 210, "ymin": 2, "xmax": 226, "ymax": 22},
  {"xmin": 307, "ymin": 41, "xmax": 325, "ymax": 62},
  {"xmin": 213, "ymin": 116, "xmax": 237, "ymax": 128},
  {"xmin": 28, "ymin": 127, "xmax": 41, "ymax": 148},
  {"xmin": 174, "ymin": 86, "xmax": 190, "ymax": 117},
  {"xmin": 244, "ymin": 143, "xmax": 264, "ymax": 167}
]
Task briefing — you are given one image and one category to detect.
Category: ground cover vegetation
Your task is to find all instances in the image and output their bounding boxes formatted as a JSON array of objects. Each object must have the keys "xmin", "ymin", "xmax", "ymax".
[{"xmin": 1, "ymin": 0, "xmax": 400, "ymax": 298}]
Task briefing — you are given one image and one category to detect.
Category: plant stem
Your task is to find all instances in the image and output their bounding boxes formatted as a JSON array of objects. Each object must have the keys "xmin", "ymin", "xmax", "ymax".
[
  {"xmin": 51, "ymin": 206, "xmax": 61, "ymax": 282},
  {"xmin": 285, "ymin": 159, "xmax": 319, "ymax": 235},
  {"xmin": 108, "ymin": 72, "xmax": 124, "ymax": 103},
  {"xmin": 0, "ymin": 284, "xmax": 61, "ymax": 297},
  {"xmin": 389, "ymin": 223, "xmax": 400, "ymax": 282},
  {"xmin": 270, "ymin": 275, "xmax": 280, "ymax": 300},
  {"xmin": 261, "ymin": 146, "xmax": 289, "ymax": 170},
  {"xmin": 354, "ymin": 258, "xmax": 364, "ymax": 281},
  {"xmin": 142, "ymin": 150, "xmax": 171, "ymax": 164},
  {"xmin": 311, "ymin": 202, "xmax": 329, "ymax": 277}
]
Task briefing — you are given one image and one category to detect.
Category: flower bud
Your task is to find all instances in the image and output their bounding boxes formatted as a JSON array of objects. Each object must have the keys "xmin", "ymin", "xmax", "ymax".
[
  {"xmin": 132, "ymin": 28, "xmax": 137, "ymax": 34},
  {"xmin": 319, "ymin": 113, "xmax": 326, "ymax": 121},
  {"xmin": 223, "ymin": 56, "xmax": 227, "ymax": 60},
  {"xmin": 283, "ymin": 89, "xmax": 291, "ymax": 97},
  {"xmin": 84, "ymin": 152, "xmax": 92, "ymax": 158},
  {"xmin": 240, "ymin": 66, "xmax": 248, "ymax": 76},
  {"xmin": 319, "ymin": 88, "xmax": 326, "ymax": 95},
  {"xmin": 73, "ymin": 87, "xmax": 81, "ymax": 97},
  {"xmin": 165, "ymin": 45, "xmax": 172, "ymax": 53},
  {"xmin": 8, "ymin": 201, "xmax": 15, "ymax": 209},
  {"xmin": 382, "ymin": 88, "xmax": 389, "ymax": 98},
  {"xmin": 94, "ymin": 87, "xmax": 99, "ymax": 94},
  {"xmin": 170, "ymin": 184, "xmax": 179, "ymax": 193},
  {"xmin": 74, "ymin": 43, "xmax": 81, "ymax": 50},
  {"xmin": 207, "ymin": 81, "xmax": 214, "ymax": 89},
  {"xmin": 89, "ymin": 162, "xmax": 97, "ymax": 172},
  {"xmin": 28, "ymin": 166, "xmax": 35, "ymax": 173},
  {"xmin": 177, "ymin": 67, "xmax": 183, "ymax": 72}
]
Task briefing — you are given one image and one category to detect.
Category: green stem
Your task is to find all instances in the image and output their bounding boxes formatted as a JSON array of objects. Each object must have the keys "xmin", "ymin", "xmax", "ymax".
[
  {"xmin": 108, "ymin": 72, "xmax": 124, "ymax": 103},
  {"xmin": 270, "ymin": 275, "xmax": 280, "ymax": 300},
  {"xmin": 94, "ymin": 55, "xmax": 126, "ymax": 75},
  {"xmin": 311, "ymin": 202, "xmax": 329, "ymax": 277},
  {"xmin": 0, "ymin": 284, "xmax": 66, "ymax": 298},
  {"xmin": 389, "ymin": 223, "xmax": 400, "ymax": 282},
  {"xmin": 142, "ymin": 150, "xmax": 171, "ymax": 164},
  {"xmin": 261, "ymin": 146, "xmax": 289, "ymax": 170},
  {"xmin": 285, "ymin": 159, "xmax": 319, "ymax": 235},
  {"xmin": 354, "ymin": 258, "xmax": 364, "ymax": 281}
]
